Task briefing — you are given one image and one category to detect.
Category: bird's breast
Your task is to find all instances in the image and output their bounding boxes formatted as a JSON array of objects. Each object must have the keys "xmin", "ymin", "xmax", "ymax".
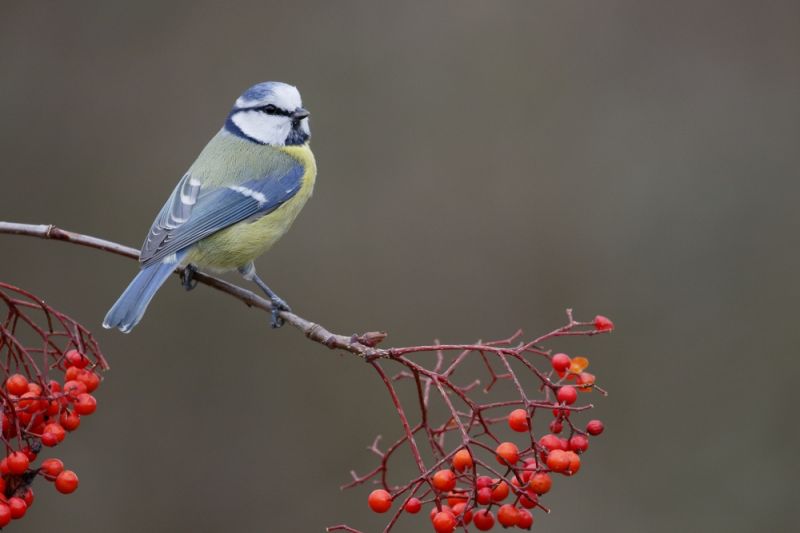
[{"xmin": 187, "ymin": 143, "xmax": 317, "ymax": 271}]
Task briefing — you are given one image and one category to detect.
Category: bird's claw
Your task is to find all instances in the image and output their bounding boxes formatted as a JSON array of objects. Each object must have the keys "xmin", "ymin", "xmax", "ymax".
[
  {"xmin": 181, "ymin": 264, "xmax": 198, "ymax": 291},
  {"xmin": 269, "ymin": 297, "xmax": 291, "ymax": 328}
]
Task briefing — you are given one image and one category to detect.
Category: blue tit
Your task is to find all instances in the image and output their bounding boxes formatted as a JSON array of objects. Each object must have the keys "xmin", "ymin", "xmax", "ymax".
[{"xmin": 103, "ymin": 81, "xmax": 316, "ymax": 333}]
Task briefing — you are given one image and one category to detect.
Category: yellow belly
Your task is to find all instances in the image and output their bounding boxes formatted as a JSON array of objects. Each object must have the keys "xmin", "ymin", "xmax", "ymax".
[{"xmin": 184, "ymin": 144, "xmax": 316, "ymax": 271}]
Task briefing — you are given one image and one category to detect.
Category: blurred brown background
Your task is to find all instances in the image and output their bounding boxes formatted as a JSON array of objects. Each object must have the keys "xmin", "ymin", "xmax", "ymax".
[{"xmin": 1, "ymin": 1, "xmax": 798, "ymax": 531}]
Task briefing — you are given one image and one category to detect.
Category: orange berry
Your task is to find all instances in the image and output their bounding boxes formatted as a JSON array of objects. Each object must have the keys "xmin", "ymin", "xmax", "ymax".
[
  {"xmin": 517, "ymin": 508, "xmax": 534, "ymax": 529},
  {"xmin": 495, "ymin": 442, "xmax": 519, "ymax": 465},
  {"xmin": 432, "ymin": 469, "xmax": 456, "ymax": 492},
  {"xmin": 564, "ymin": 451, "xmax": 581, "ymax": 474},
  {"xmin": 74, "ymin": 393, "xmax": 97, "ymax": 415},
  {"xmin": 432, "ymin": 511, "xmax": 456, "ymax": 533},
  {"xmin": 490, "ymin": 479, "xmax": 509, "ymax": 502},
  {"xmin": 528, "ymin": 472, "xmax": 552, "ymax": 495},
  {"xmin": 452, "ymin": 448, "xmax": 473, "ymax": 472},
  {"xmin": 546, "ymin": 449, "xmax": 570, "ymax": 472},
  {"xmin": 497, "ymin": 504, "xmax": 519, "ymax": 527},
  {"xmin": 508, "ymin": 409, "xmax": 529, "ymax": 432},
  {"xmin": 367, "ymin": 489, "xmax": 392, "ymax": 513}
]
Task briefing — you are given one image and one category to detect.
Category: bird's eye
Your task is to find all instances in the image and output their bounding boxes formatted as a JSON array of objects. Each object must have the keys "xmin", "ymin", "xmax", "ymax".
[{"xmin": 262, "ymin": 104, "xmax": 277, "ymax": 115}]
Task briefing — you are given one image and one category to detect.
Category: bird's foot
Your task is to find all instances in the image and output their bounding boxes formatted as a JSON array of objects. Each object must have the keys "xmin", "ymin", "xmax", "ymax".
[
  {"xmin": 181, "ymin": 264, "xmax": 198, "ymax": 291},
  {"xmin": 269, "ymin": 296, "xmax": 291, "ymax": 328}
]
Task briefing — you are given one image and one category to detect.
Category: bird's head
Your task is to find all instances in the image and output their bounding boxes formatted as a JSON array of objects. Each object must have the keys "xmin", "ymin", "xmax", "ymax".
[{"xmin": 225, "ymin": 81, "xmax": 310, "ymax": 146}]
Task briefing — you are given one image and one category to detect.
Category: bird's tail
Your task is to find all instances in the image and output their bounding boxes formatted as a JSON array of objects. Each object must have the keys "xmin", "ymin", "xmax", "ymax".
[{"xmin": 102, "ymin": 255, "xmax": 183, "ymax": 333}]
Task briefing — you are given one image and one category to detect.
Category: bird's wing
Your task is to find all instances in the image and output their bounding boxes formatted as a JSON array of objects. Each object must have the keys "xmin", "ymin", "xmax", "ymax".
[
  {"xmin": 140, "ymin": 172, "xmax": 202, "ymax": 264},
  {"xmin": 139, "ymin": 160, "xmax": 304, "ymax": 268}
]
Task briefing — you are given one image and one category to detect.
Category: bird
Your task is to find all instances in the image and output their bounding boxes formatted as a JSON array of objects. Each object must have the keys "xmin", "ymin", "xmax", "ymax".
[{"xmin": 103, "ymin": 81, "xmax": 316, "ymax": 333}]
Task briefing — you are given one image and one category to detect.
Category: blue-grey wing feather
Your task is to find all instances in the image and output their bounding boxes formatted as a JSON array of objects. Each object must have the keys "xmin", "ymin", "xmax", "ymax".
[
  {"xmin": 139, "ymin": 163, "xmax": 304, "ymax": 268},
  {"xmin": 140, "ymin": 173, "xmax": 201, "ymax": 264}
]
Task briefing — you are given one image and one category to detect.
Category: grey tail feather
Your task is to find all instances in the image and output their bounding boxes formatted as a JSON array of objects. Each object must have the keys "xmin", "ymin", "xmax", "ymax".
[{"xmin": 102, "ymin": 260, "xmax": 179, "ymax": 333}]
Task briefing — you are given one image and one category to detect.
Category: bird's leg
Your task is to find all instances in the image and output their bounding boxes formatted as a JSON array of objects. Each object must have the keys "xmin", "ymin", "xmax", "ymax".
[
  {"xmin": 238, "ymin": 262, "xmax": 291, "ymax": 328},
  {"xmin": 181, "ymin": 264, "xmax": 199, "ymax": 291}
]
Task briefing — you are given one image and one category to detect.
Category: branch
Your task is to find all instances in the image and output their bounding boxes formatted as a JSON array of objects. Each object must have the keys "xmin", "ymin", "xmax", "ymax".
[{"xmin": 0, "ymin": 221, "xmax": 384, "ymax": 358}]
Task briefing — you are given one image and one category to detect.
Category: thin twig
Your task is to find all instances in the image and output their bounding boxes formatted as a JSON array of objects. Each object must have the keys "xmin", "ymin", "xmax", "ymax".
[{"xmin": 0, "ymin": 222, "xmax": 385, "ymax": 358}]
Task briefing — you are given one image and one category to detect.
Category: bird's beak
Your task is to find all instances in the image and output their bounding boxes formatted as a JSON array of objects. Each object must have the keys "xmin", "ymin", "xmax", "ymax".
[{"xmin": 292, "ymin": 108, "xmax": 310, "ymax": 120}]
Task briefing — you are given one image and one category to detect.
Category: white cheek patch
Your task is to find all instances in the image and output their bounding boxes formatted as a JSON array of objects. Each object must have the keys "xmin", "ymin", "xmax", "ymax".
[
  {"xmin": 229, "ymin": 185, "xmax": 268, "ymax": 206},
  {"xmin": 232, "ymin": 111, "xmax": 291, "ymax": 146}
]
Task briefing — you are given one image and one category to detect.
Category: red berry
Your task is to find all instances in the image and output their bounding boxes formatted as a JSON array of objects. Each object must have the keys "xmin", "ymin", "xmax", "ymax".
[
  {"xmin": 7, "ymin": 497, "xmax": 26, "ymax": 519},
  {"xmin": 476, "ymin": 487, "xmax": 492, "ymax": 505},
  {"xmin": 432, "ymin": 469, "xmax": 456, "ymax": 492},
  {"xmin": 63, "ymin": 380, "xmax": 87, "ymax": 398},
  {"xmin": 593, "ymin": 315, "xmax": 614, "ymax": 331},
  {"xmin": 447, "ymin": 493, "xmax": 468, "ymax": 507},
  {"xmin": 64, "ymin": 366, "xmax": 81, "ymax": 382},
  {"xmin": 517, "ymin": 508, "xmax": 534, "ymax": 529},
  {"xmin": 546, "ymin": 449, "xmax": 570, "ymax": 472},
  {"xmin": 473, "ymin": 509, "xmax": 495, "ymax": 531},
  {"xmin": 22, "ymin": 488, "xmax": 34, "ymax": 508},
  {"xmin": 551, "ymin": 353, "xmax": 571, "ymax": 372},
  {"xmin": 64, "ymin": 349, "xmax": 90, "ymax": 368},
  {"xmin": 476, "ymin": 476, "xmax": 493, "ymax": 489},
  {"xmin": 21, "ymin": 445, "xmax": 37, "ymax": 461},
  {"xmin": 60, "ymin": 410, "xmax": 81, "ymax": 431},
  {"xmin": 569, "ymin": 434, "xmax": 589, "ymax": 452},
  {"xmin": 44, "ymin": 422, "xmax": 66, "ymax": 443},
  {"xmin": 549, "ymin": 419, "xmax": 563, "ymax": 434},
  {"xmin": 507, "ymin": 409, "xmax": 529, "ymax": 432},
  {"xmin": 557, "ymin": 385, "xmax": 578, "ymax": 405},
  {"xmin": 79, "ymin": 371, "xmax": 101, "ymax": 393},
  {"xmin": 490, "ymin": 480, "xmax": 509, "ymax": 502},
  {"xmin": 495, "ymin": 442, "xmax": 519, "ymax": 465},
  {"xmin": 519, "ymin": 492, "xmax": 538, "ymax": 509},
  {"xmin": 6, "ymin": 374, "xmax": 28, "ymax": 396},
  {"xmin": 497, "ymin": 504, "xmax": 519, "ymax": 527},
  {"xmin": 539, "ymin": 434, "xmax": 561, "ymax": 453},
  {"xmin": 55, "ymin": 470, "xmax": 79, "ymax": 494},
  {"xmin": 451, "ymin": 502, "xmax": 471, "ymax": 522},
  {"xmin": 0, "ymin": 504, "xmax": 10, "ymax": 527},
  {"xmin": 41, "ymin": 458, "xmax": 64, "ymax": 480},
  {"xmin": 367, "ymin": 489, "xmax": 392, "ymax": 513},
  {"xmin": 404, "ymin": 497, "xmax": 422, "ymax": 514},
  {"xmin": 430, "ymin": 505, "xmax": 453, "ymax": 521},
  {"xmin": 74, "ymin": 393, "xmax": 97, "ymax": 415},
  {"xmin": 586, "ymin": 419, "xmax": 605, "ymax": 435},
  {"xmin": 564, "ymin": 450, "xmax": 581, "ymax": 474},
  {"xmin": 452, "ymin": 448, "xmax": 473, "ymax": 472},
  {"xmin": 432, "ymin": 511, "xmax": 457, "ymax": 533},
  {"xmin": 7, "ymin": 451, "xmax": 29, "ymax": 475},
  {"xmin": 41, "ymin": 432, "xmax": 59, "ymax": 447},
  {"xmin": 528, "ymin": 472, "xmax": 552, "ymax": 495},
  {"xmin": 577, "ymin": 371, "xmax": 596, "ymax": 391}
]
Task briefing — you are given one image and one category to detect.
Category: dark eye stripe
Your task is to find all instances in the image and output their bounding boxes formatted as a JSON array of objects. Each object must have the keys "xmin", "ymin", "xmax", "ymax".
[{"xmin": 259, "ymin": 104, "xmax": 292, "ymax": 117}]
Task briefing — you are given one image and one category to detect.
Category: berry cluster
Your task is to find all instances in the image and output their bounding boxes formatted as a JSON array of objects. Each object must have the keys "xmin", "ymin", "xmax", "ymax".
[
  {"xmin": 0, "ymin": 283, "xmax": 108, "ymax": 527},
  {"xmin": 330, "ymin": 312, "xmax": 613, "ymax": 533}
]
